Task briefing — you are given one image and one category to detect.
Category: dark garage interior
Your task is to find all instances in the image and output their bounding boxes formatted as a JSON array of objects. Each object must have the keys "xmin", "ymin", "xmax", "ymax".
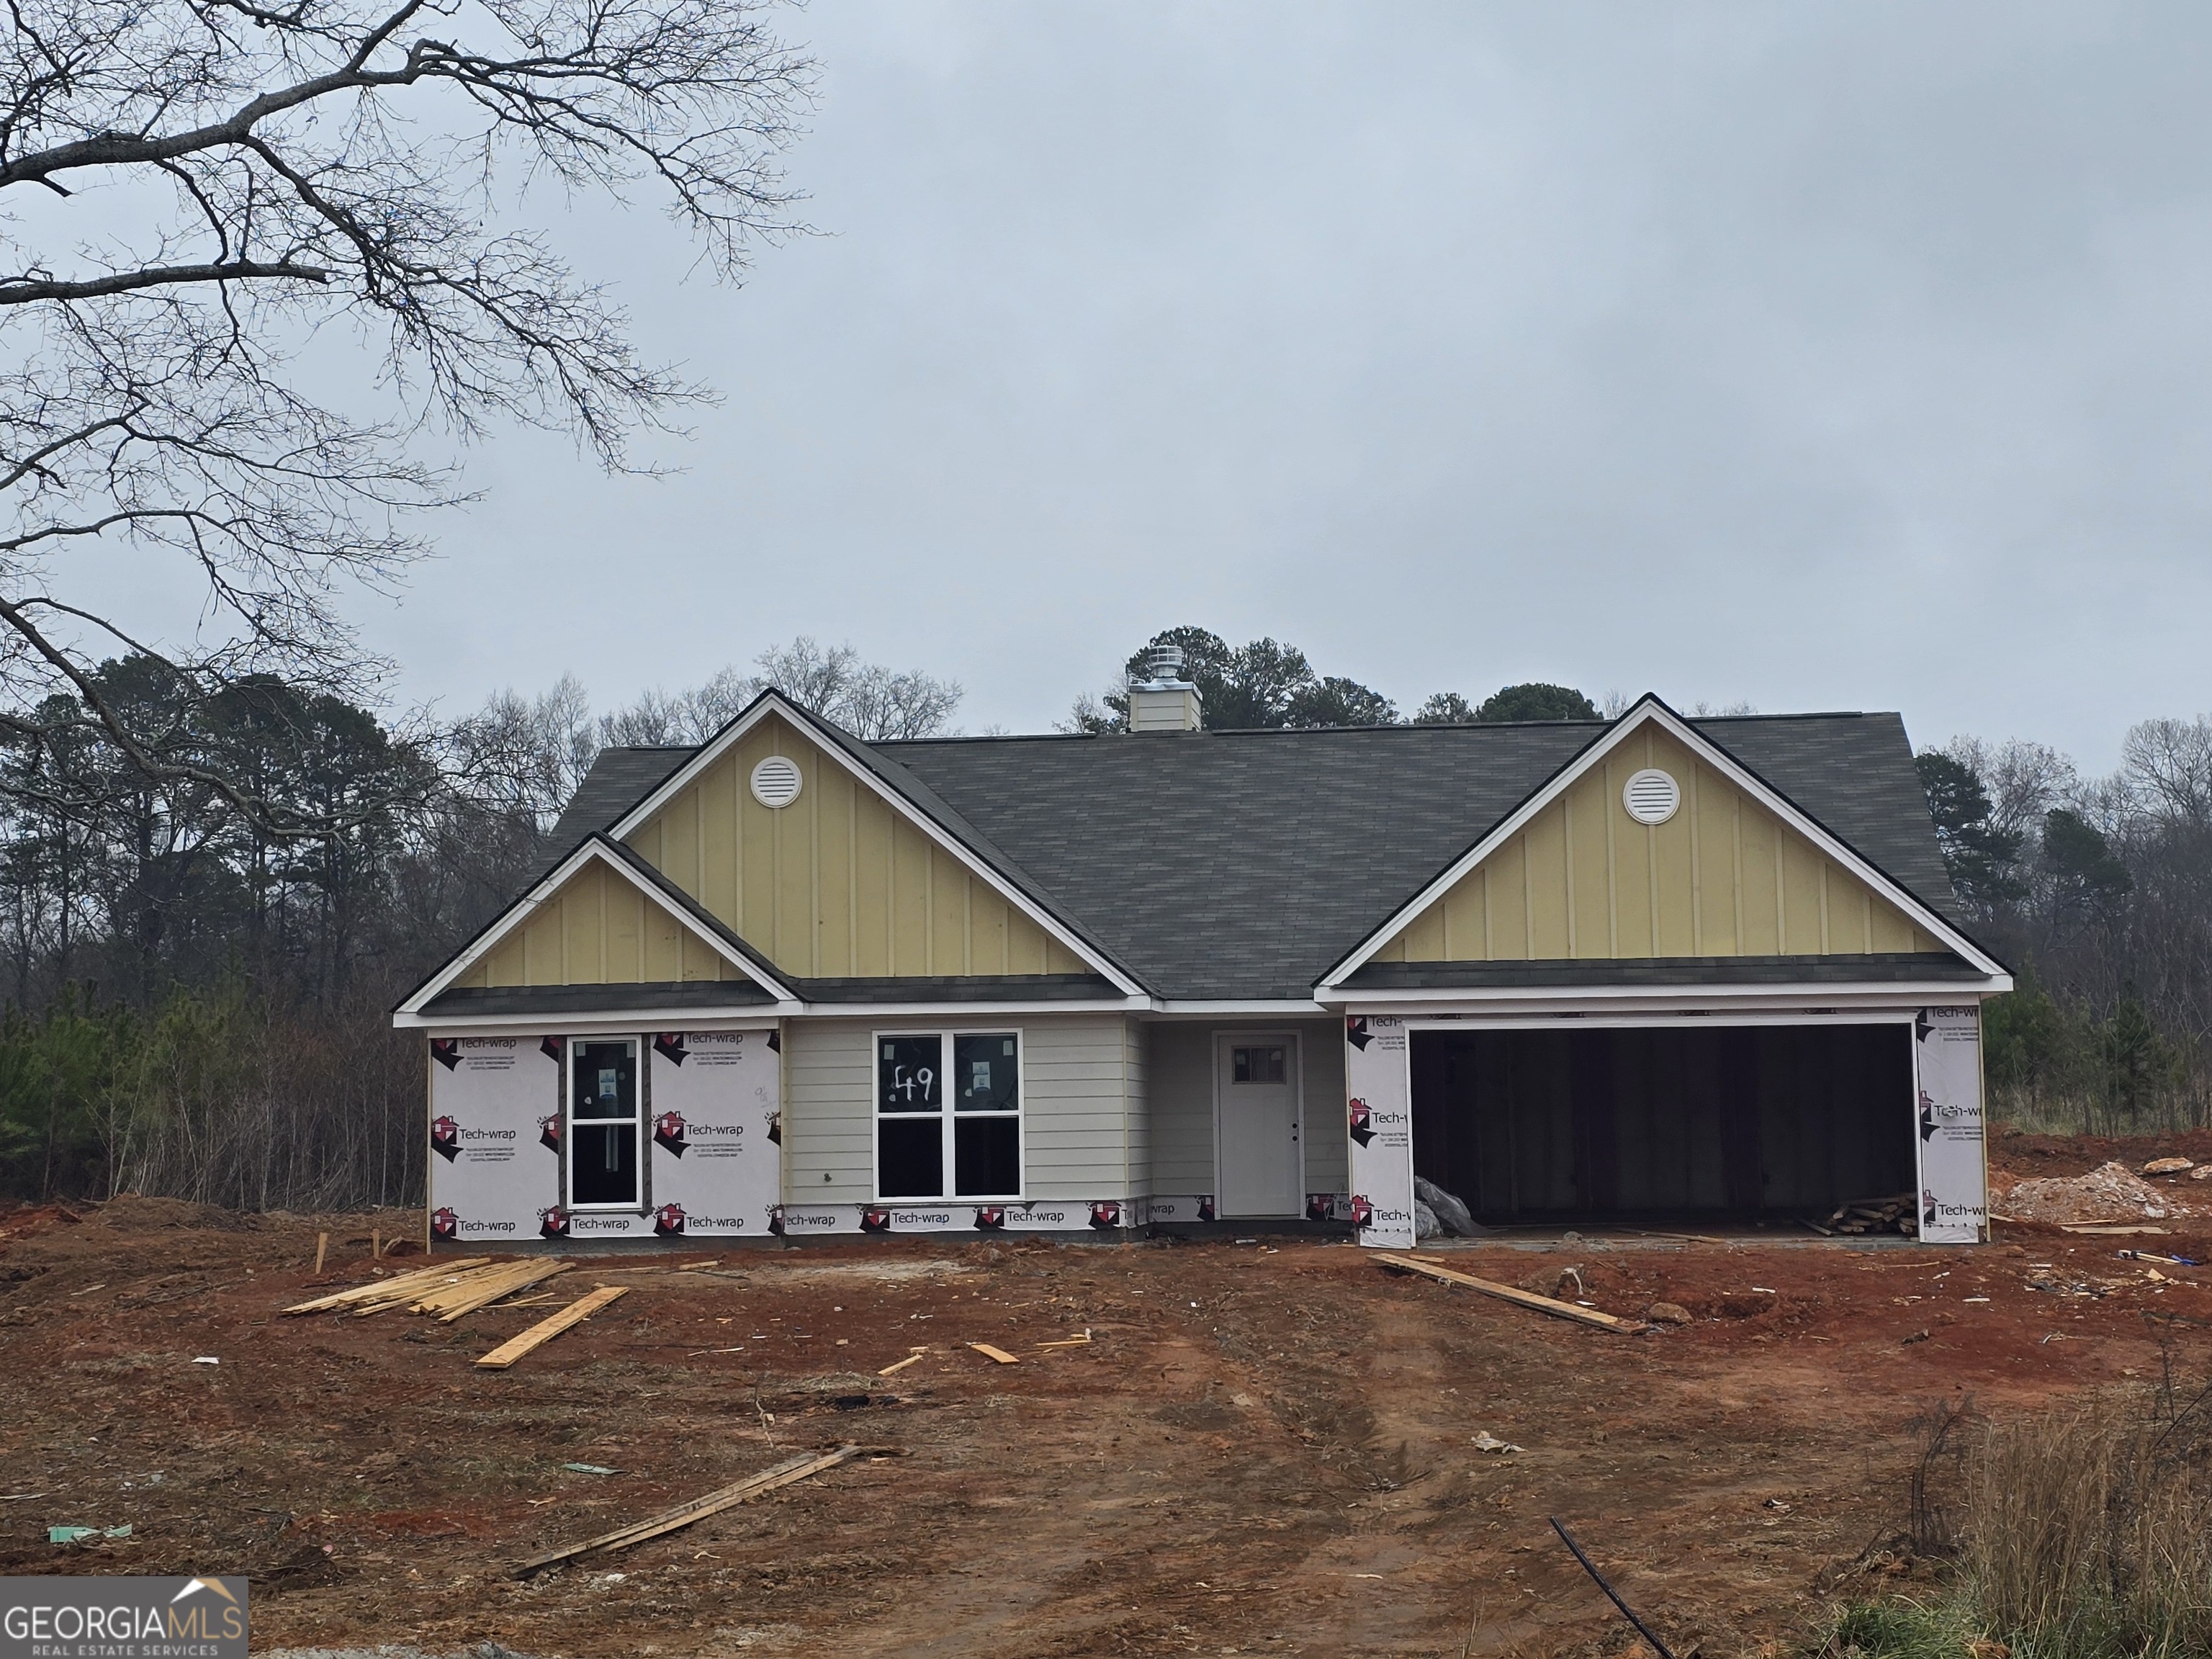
[{"xmin": 1410, "ymin": 1022, "xmax": 1915, "ymax": 1223}]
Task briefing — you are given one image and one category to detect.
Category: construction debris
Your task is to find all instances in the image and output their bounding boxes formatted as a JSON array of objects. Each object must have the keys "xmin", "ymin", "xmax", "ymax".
[
  {"xmin": 1374, "ymin": 1252, "xmax": 1645, "ymax": 1333},
  {"xmin": 477, "ymin": 1285, "xmax": 629, "ymax": 1370},
  {"xmin": 1825, "ymin": 1194, "xmax": 1914, "ymax": 1236},
  {"xmin": 281, "ymin": 1258, "xmax": 490, "ymax": 1315},
  {"xmin": 416, "ymin": 1260, "xmax": 574, "ymax": 1323},
  {"xmin": 1996, "ymin": 1161, "xmax": 2174, "ymax": 1226},
  {"xmin": 968, "ymin": 1342, "xmax": 1020, "ymax": 1364},
  {"xmin": 1470, "ymin": 1431, "xmax": 1520, "ymax": 1454},
  {"xmin": 878, "ymin": 1349, "xmax": 927, "ymax": 1377},
  {"xmin": 513, "ymin": 1444, "xmax": 872, "ymax": 1578},
  {"xmin": 2143, "ymin": 1156, "xmax": 2195, "ymax": 1177},
  {"xmin": 280, "ymin": 1257, "xmax": 580, "ymax": 1323},
  {"xmin": 48, "ymin": 1524, "xmax": 130, "ymax": 1544}
]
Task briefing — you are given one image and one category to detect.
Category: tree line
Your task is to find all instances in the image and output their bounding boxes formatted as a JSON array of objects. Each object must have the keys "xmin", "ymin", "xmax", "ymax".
[{"xmin": 1918, "ymin": 722, "xmax": 2212, "ymax": 1133}]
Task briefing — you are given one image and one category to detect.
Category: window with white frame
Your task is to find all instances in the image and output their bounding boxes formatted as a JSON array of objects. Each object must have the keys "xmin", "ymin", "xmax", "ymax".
[{"xmin": 876, "ymin": 1031, "xmax": 1022, "ymax": 1200}]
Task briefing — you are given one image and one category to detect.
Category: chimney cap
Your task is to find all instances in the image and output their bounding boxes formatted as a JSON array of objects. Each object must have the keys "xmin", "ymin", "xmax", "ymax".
[{"xmin": 1139, "ymin": 642, "xmax": 1190, "ymax": 687}]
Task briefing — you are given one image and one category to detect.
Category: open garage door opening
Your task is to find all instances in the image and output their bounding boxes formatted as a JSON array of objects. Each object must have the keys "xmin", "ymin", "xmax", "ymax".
[{"xmin": 1410, "ymin": 1024, "xmax": 1915, "ymax": 1225}]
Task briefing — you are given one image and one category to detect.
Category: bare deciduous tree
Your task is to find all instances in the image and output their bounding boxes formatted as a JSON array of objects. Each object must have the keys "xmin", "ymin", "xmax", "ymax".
[{"xmin": 0, "ymin": 0, "xmax": 811, "ymax": 830}]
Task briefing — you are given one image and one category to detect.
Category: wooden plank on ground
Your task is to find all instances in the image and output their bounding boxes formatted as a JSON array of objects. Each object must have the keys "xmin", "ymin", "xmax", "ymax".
[
  {"xmin": 513, "ymin": 1444, "xmax": 867, "ymax": 1577},
  {"xmin": 476, "ymin": 1285, "xmax": 627, "ymax": 1369},
  {"xmin": 282, "ymin": 1258, "xmax": 489, "ymax": 1314},
  {"xmin": 426, "ymin": 1259, "xmax": 573, "ymax": 1321},
  {"xmin": 968, "ymin": 1342, "xmax": 1020, "ymax": 1364},
  {"xmin": 2062, "ymin": 1223, "xmax": 2170, "ymax": 1236},
  {"xmin": 1372, "ymin": 1251, "xmax": 1645, "ymax": 1333}
]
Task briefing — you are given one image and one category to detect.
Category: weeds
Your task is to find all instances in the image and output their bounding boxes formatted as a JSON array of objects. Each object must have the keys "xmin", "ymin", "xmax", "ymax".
[{"xmin": 1822, "ymin": 1385, "xmax": 2212, "ymax": 1658}]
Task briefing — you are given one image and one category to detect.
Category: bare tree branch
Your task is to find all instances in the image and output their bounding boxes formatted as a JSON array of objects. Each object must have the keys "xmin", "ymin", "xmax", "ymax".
[{"xmin": 0, "ymin": 0, "xmax": 811, "ymax": 830}]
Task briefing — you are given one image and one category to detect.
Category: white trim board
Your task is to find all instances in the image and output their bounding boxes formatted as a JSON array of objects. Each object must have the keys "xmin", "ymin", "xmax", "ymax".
[
  {"xmin": 604, "ymin": 691, "xmax": 1145, "ymax": 997},
  {"xmin": 1314, "ymin": 696, "xmax": 2007, "ymax": 990},
  {"xmin": 394, "ymin": 836, "xmax": 799, "ymax": 1017},
  {"xmin": 1396, "ymin": 1009, "xmax": 1921, "ymax": 1033}
]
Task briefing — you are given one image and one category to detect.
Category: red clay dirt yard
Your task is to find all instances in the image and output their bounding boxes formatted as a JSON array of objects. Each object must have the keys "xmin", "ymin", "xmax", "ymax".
[{"xmin": 3, "ymin": 1133, "xmax": 2211, "ymax": 1658}]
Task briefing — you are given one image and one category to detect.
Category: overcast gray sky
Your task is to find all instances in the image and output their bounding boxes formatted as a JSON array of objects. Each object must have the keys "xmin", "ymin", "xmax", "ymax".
[{"xmin": 354, "ymin": 3, "xmax": 2212, "ymax": 768}]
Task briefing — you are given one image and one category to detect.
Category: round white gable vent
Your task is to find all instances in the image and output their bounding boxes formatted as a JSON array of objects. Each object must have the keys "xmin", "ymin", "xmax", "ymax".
[
  {"xmin": 1622, "ymin": 768, "xmax": 1681, "ymax": 825},
  {"xmin": 750, "ymin": 754, "xmax": 804, "ymax": 809}
]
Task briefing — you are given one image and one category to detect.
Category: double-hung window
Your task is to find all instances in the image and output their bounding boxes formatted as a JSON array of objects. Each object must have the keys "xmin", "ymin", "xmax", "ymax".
[
  {"xmin": 568, "ymin": 1038, "xmax": 641, "ymax": 1208},
  {"xmin": 876, "ymin": 1031, "xmax": 1022, "ymax": 1201}
]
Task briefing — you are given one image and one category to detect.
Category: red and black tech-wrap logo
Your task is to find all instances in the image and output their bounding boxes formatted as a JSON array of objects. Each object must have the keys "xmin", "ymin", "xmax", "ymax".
[
  {"xmin": 654, "ymin": 1033, "xmax": 688, "ymax": 1066},
  {"xmin": 768, "ymin": 1205, "xmax": 786, "ymax": 1236},
  {"xmin": 431, "ymin": 1115, "xmax": 461, "ymax": 1161},
  {"xmin": 1088, "ymin": 1201, "xmax": 1121, "ymax": 1230},
  {"xmin": 1305, "ymin": 1192, "xmax": 1335, "ymax": 1222},
  {"xmin": 654, "ymin": 1202, "xmax": 686, "ymax": 1238},
  {"xmin": 539, "ymin": 1205, "xmax": 569, "ymax": 1239},
  {"xmin": 539, "ymin": 1112, "xmax": 561, "ymax": 1154},
  {"xmin": 1348, "ymin": 1195, "xmax": 1374, "ymax": 1229},
  {"xmin": 974, "ymin": 1206, "xmax": 1007, "ymax": 1231},
  {"xmin": 431, "ymin": 1207, "xmax": 459, "ymax": 1241},
  {"xmin": 1197, "ymin": 1195, "xmax": 1215, "ymax": 1222},
  {"xmin": 1347, "ymin": 1098, "xmax": 1375, "ymax": 1148},
  {"xmin": 655, "ymin": 1110, "xmax": 688, "ymax": 1157},
  {"xmin": 431, "ymin": 1039, "xmax": 463, "ymax": 1071},
  {"xmin": 860, "ymin": 1208, "xmax": 894, "ymax": 1234}
]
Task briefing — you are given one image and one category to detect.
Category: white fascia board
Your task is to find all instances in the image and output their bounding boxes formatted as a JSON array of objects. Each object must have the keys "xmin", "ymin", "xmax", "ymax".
[
  {"xmin": 1148, "ymin": 1000, "xmax": 1334, "ymax": 1017},
  {"xmin": 397, "ymin": 1006, "xmax": 799, "ymax": 1036},
  {"xmin": 1315, "ymin": 698, "xmax": 2005, "ymax": 988},
  {"xmin": 1401, "ymin": 1008, "xmax": 1923, "ymax": 1032},
  {"xmin": 1323, "ymin": 978, "xmax": 2009, "ymax": 1021},
  {"xmin": 605, "ymin": 692, "xmax": 1144, "ymax": 997},
  {"xmin": 392, "ymin": 837, "xmax": 796, "ymax": 1019},
  {"xmin": 784, "ymin": 997, "xmax": 1147, "ymax": 1020}
]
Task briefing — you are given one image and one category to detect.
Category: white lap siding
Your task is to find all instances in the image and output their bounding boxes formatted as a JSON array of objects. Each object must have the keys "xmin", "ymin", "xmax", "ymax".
[
  {"xmin": 1146, "ymin": 1024, "xmax": 1215, "ymax": 1192},
  {"xmin": 1298, "ymin": 1020, "xmax": 1348, "ymax": 1195},
  {"xmin": 782, "ymin": 1015, "xmax": 1142, "ymax": 1204},
  {"xmin": 784, "ymin": 1022, "xmax": 874, "ymax": 1203},
  {"xmin": 1023, "ymin": 1017, "xmax": 1140, "ymax": 1201},
  {"xmin": 1122, "ymin": 1017, "xmax": 1150, "ymax": 1201}
]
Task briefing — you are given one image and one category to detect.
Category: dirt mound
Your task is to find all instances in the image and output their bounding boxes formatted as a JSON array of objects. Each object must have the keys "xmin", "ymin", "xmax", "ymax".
[
  {"xmin": 1992, "ymin": 1159, "xmax": 2181, "ymax": 1225},
  {"xmin": 81, "ymin": 1195, "xmax": 269, "ymax": 1233}
]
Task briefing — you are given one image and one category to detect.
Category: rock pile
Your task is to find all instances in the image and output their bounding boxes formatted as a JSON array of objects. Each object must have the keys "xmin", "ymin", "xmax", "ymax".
[{"xmin": 1994, "ymin": 1159, "xmax": 2180, "ymax": 1225}]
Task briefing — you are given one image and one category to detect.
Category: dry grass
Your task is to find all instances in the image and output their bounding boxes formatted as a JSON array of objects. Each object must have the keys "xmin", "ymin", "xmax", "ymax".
[{"xmin": 1825, "ymin": 1385, "xmax": 2212, "ymax": 1658}]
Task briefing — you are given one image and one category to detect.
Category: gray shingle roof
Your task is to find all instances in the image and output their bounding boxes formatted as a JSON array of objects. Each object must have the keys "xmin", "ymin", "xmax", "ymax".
[
  {"xmin": 543, "ymin": 747, "xmax": 693, "ymax": 863},
  {"xmin": 544, "ymin": 709, "xmax": 1968, "ymax": 1003}
]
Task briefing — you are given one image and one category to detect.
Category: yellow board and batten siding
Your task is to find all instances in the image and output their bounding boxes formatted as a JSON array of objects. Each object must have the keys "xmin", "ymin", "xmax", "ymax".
[
  {"xmin": 461, "ymin": 713, "xmax": 1087, "ymax": 991},
  {"xmin": 456, "ymin": 860, "xmax": 743, "ymax": 989},
  {"xmin": 1373, "ymin": 728, "xmax": 1944, "ymax": 966}
]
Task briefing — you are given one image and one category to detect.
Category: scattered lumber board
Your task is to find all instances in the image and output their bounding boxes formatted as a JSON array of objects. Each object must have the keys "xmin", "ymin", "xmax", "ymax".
[
  {"xmin": 282, "ymin": 1259, "xmax": 489, "ymax": 1315},
  {"xmin": 2063, "ymin": 1223, "xmax": 2171, "ymax": 1236},
  {"xmin": 968, "ymin": 1342, "xmax": 1020, "ymax": 1364},
  {"xmin": 421, "ymin": 1259, "xmax": 572, "ymax": 1321},
  {"xmin": 1374, "ymin": 1251, "xmax": 1645, "ymax": 1333},
  {"xmin": 477, "ymin": 1285, "xmax": 628, "ymax": 1369},
  {"xmin": 513, "ymin": 1444, "xmax": 867, "ymax": 1577},
  {"xmin": 878, "ymin": 1352, "xmax": 925, "ymax": 1377}
]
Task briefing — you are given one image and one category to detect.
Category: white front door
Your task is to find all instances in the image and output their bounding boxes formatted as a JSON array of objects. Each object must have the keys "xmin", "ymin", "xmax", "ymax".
[{"xmin": 1215, "ymin": 1035, "xmax": 1302, "ymax": 1217}]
